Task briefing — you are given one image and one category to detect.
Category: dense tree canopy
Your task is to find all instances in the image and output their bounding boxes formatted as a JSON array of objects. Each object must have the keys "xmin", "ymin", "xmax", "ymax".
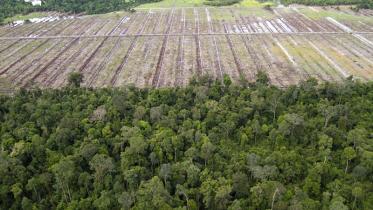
[
  {"xmin": 41, "ymin": 0, "xmax": 161, "ymax": 14},
  {"xmin": 0, "ymin": 75, "xmax": 372, "ymax": 209},
  {"xmin": 0, "ymin": 0, "xmax": 35, "ymax": 23},
  {"xmin": 0, "ymin": 0, "xmax": 161, "ymax": 24},
  {"xmin": 358, "ymin": 0, "xmax": 373, "ymax": 9}
]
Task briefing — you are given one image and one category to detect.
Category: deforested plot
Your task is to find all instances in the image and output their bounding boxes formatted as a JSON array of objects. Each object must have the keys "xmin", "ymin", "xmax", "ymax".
[
  {"xmin": 6, "ymin": 39, "xmax": 71, "ymax": 84},
  {"xmin": 73, "ymin": 16, "xmax": 130, "ymax": 80},
  {"xmin": 198, "ymin": 36, "xmax": 218, "ymax": 79},
  {"xmin": 142, "ymin": 11, "xmax": 161, "ymax": 34},
  {"xmin": 208, "ymin": 8, "xmax": 229, "ymax": 34},
  {"xmin": 0, "ymin": 39, "xmax": 25, "ymax": 57},
  {"xmin": 325, "ymin": 35, "xmax": 373, "ymax": 78},
  {"xmin": 93, "ymin": 20, "xmax": 115, "ymax": 36},
  {"xmin": 258, "ymin": 34, "xmax": 301, "ymax": 86},
  {"xmin": 360, "ymin": 34, "xmax": 373, "ymax": 45},
  {"xmin": 184, "ymin": 8, "xmax": 196, "ymax": 34},
  {"xmin": 0, "ymin": 39, "xmax": 47, "ymax": 72},
  {"xmin": 170, "ymin": 9, "xmax": 183, "ymax": 34},
  {"xmin": 125, "ymin": 11, "xmax": 151, "ymax": 35},
  {"xmin": 336, "ymin": 35, "xmax": 373, "ymax": 66},
  {"xmin": 248, "ymin": 36, "xmax": 284, "ymax": 86},
  {"xmin": 3, "ymin": 21, "xmax": 50, "ymax": 37},
  {"xmin": 174, "ymin": 9, "xmax": 186, "ymax": 86},
  {"xmin": 222, "ymin": 21, "xmax": 248, "ymax": 80},
  {"xmin": 83, "ymin": 37, "xmax": 121, "ymax": 87},
  {"xmin": 80, "ymin": 38, "xmax": 118, "ymax": 84},
  {"xmin": 0, "ymin": 7, "xmax": 373, "ymax": 88},
  {"xmin": 110, "ymin": 13, "xmax": 138, "ymax": 35},
  {"xmin": 157, "ymin": 36, "xmax": 179, "ymax": 87},
  {"xmin": 300, "ymin": 36, "xmax": 345, "ymax": 81},
  {"xmin": 228, "ymin": 35, "xmax": 256, "ymax": 81},
  {"xmin": 116, "ymin": 36, "xmax": 149, "ymax": 86},
  {"xmin": 0, "ymin": 40, "xmax": 14, "ymax": 51},
  {"xmin": 41, "ymin": 19, "xmax": 76, "ymax": 36},
  {"xmin": 151, "ymin": 9, "xmax": 175, "ymax": 88},
  {"xmin": 193, "ymin": 8, "xmax": 202, "ymax": 76},
  {"xmin": 277, "ymin": 35, "xmax": 338, "ymax": 81},
  {"xmin": 80, "ymin": 19, "xmax": 109, "ymax": 36},
  {"xmin": 215, "ymin": 35, "xmax": 240, "ymax": 80},
  {"xmin": 51, "ymin": 38, "xmax": 107, "ymax": 87},
  {"xmin": 354, "ymin": 34, "xmax": 373, "ymax": 54},
  {"xmin": 111, "ymin": 11, "xmax": 155, "ymax": 86},
  {"xmin": 102, "ymin": 38, "xmax": 136, "ymax": 86},
  {"xmin": 25, "ymin": 38, "xmax": 85, "ymax": 87},
  {"xmin": 151, "ymin": 10, "xmax": 170, "ymax": 34},
  {"xmin": 197, "ymin": 8, "xmax": 209, "ymax": 34},
  {"xmin": 139, "ymin": 36, "xmax": 164, "ymax": 87},
  {"xmin": 0, "ymin": 19, "xmax": 74, "ymax": 60},
  {"xmin": 311, "ymin": 35, "xmax": 371, "ymax": 80},
  {"xmin": 179, "ymin": 35, "xmax": 197, "ymax": 86},
  {"xmin": 204, "ymin": 9, "xmax": 224, "ymax": 81},
  {"xmin": 86, "ymin": 37, "xmax": 132, "ymax": 87}
]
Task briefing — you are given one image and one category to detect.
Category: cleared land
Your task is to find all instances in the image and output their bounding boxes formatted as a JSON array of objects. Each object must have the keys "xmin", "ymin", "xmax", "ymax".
[{"xmin": 0, "ymin": 6, "xmax": 372, "ymax": 88}]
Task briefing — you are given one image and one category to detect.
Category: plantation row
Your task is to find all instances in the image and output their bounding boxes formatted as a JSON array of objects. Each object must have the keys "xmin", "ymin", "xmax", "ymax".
[
  {"xmin": 0, "ymin": 7, "xmax": 372, "ymax": 88},
  {"xmin": 1, "ymin": 7, "xmax": 373, "ymax": 38}
]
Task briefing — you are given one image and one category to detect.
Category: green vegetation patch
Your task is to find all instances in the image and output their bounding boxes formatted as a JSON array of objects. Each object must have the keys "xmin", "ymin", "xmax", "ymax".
[
  {"xmin": 3, "ymin": 12, "xmax": 50, "ymax": 24},
  {"xmin": 137, "ymin": 0, "xmax": 205, "ymax": 8},
  {"xmin": 0, "ymin": 77, "xmax": 14, "ymax": 95},
  {"xmin": 282, "ymin": 0, "xmax": 362, "ymax": 6},
  {"xmin": 137, "ymin": 0, "xmax": 273, "ymax": 8},
  {"xmin": 204, "ymin": 0, "xmax": 243, "ymax": 7},
  {"xmin": 297, "ymin": 7, "xmax": 373, "ymax": 23},
  {"xmin": 0, "ymin": 0, "xmax": 35, "ymax": 24},
  {"xmin": 281, "ymin": 0, "xmax": 372, "ymax": 9},
  {"xmin": 238, "ymin": 0, "xmax": 273, "ymax": 7}
]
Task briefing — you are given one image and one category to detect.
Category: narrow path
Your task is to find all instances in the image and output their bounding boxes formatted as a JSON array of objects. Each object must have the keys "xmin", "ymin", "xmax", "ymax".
[{"xmin": 1, "ymin": 31, "xmax": 372, "ymax": 40}]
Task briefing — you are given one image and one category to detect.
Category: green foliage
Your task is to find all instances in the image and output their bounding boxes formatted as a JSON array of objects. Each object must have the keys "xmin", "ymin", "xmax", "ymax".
[
  {"xmin": 256, "ymin": 70, "xmax": 270, "ymax": 86},
  {"xmin": 0, "ymin": 0, "xmax": 161, "ymax": 24},
  {"xmin": 357, "ymin": 0, "xmax": 373, "ymax": 9},
  {"xmin": 282, "ymin": 0, "xmax": 364, "ymax": 6},
  {"xmin": 0, "ymin": 76, "xmax": 372, "ymax": 209},
  {"xmin": 41, "ymin": 0, "xmax": 162, "ymax": 14},
  {"xmin": 0, "ymin": 0, "xmax": 35, "ymax": 24},
  {"xmin": 67, "ymin": 72, "xmax": 83, "ymax": 87},
  {"xmin": 203, "ymin": 0, "xmax": 242, "ymax": 6}
]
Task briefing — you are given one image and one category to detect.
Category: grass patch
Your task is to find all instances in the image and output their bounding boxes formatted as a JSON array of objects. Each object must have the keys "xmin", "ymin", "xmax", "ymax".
[
  {"xmin": 298, "ymin": 7, "xmax": 373, "ymax": 23},
  {"xmin": 0, "ymin": 77, "xmax": 14, "ymax": 95},
  {"xmin": 136, "ymin": 0, "xmax": 205, "ymax": 8},
  {"xmin": 237, "ymin": 0, "xmax": 273, "ymax": 7},
  {"xmin": 204, "ymin": 0, "xmax": 241, "ymax": 6},
  {"xmin": 4, "ymin": 12, "xmax": 50, "ymax": 23},
  {"xmin": 208, "ymin": 7, "xmax": 275, "ymax": 20},
  {"xmin": 136, "ymin": 0, "xmax": 273, "ymax": 8}
]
